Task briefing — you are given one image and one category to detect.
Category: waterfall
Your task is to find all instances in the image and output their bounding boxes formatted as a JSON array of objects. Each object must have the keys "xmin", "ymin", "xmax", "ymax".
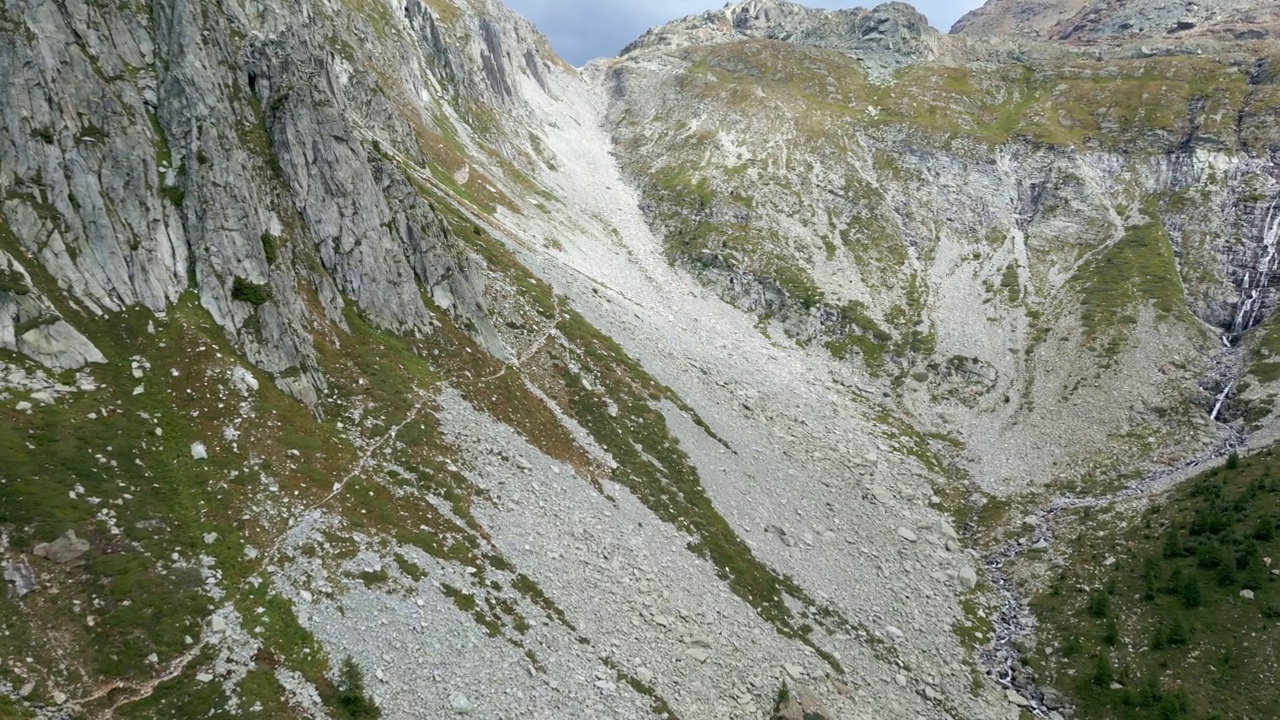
[
  {"xmin": 1210, "ymin": 380, "xmax": 1234, "ymax": 422},
  {"xmin": 1230, "ymin": 198, "xmax": 1280, "ymax": 336}
]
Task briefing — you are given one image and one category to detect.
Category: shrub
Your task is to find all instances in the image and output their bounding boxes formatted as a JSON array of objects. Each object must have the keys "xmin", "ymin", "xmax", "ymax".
[
  {"xmin": 1092, "ymin": 653, "xmax": 1114, "ymax": 687},
  {"xmin": 1088, "ymin": 590, "xmax": 1112, "ymax": 618},
  {"xmin": 1255, "ymin": 516, "xmax": 1275, "ymax": 541},
  {"xmin": 1180, "ymin": 576, "xmax": 1202, "ymax": 609},
  {"xmin": 1226, "ymin": 451, "xmax": 1241, "ymax": 470},
  {"xmin": 261, "ymin": 232, "xmax": 280, "ymax": 265},
  {"xmin": 231, "ymin": 277, "xmax": 272, "ymax": 306},
  {"xmin": 1103, "ymin": 619, "xmax": 1120, "ymax": 646}
]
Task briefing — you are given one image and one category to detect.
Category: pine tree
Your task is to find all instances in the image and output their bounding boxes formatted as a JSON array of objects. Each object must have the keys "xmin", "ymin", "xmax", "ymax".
[
  {"xmin": 337, "ymin": 656, "xmax": 381, "ymax": 720},
  {"xmin": 1180, "ymin": 575, "xmax": 1202, "ymax": 609},
  {"xmin": 1092, "ymin": 653, "xmax": 1114, "ymax": 687}
]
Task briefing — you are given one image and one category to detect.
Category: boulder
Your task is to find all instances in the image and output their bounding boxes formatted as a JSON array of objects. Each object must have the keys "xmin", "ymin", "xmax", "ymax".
[
  {"xmin": 3, "ymin": 559, "xmax": 36, "ymax": 596},
  {"xmin": 33, "ymin": 530, "xmax": 90, "ymax": 563},
  {"xmin": 772, "ymin": 684, "xmax": 833, "ymax": 720},
  {"xmin": 449, "ymin": 694, "xmax": 475, "ymax": 714}
]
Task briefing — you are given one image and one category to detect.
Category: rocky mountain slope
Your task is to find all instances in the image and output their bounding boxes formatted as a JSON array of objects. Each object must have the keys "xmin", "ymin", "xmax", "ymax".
[
  {"xmin": 606, "ymin": 0, "xmax": 1280, "ymax": 497},
  {"xmin": 0, "ymin": 0, "xmax": 1277, "ymax": 719},
  {"xmin": 952, "ymin": 0, "xmax": 1280, "ymax": 42}
]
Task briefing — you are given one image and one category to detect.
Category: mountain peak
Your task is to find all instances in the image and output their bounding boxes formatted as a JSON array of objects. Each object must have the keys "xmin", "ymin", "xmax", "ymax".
[
  {"xmin": 620, "ymin": 1, "xmax": 938, "ymax": 76},
  {"xmin": 952, "ymin": 0, "xmax": 1280, "ymax": 42}
]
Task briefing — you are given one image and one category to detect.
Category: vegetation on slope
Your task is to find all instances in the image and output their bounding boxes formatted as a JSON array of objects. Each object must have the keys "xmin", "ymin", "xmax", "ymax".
[
  {"xmin": 1027, "ymin": 449, "xmax": 1280, "ymax": 720},
  {"xmin": 1069, "ymin": 207, "xmax": 1187, "ymax": 357}
]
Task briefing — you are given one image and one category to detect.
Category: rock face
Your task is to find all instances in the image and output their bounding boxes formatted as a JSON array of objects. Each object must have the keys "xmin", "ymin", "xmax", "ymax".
[
  {"xmin": 952, "ymin": 0, "xmax": 1280, "ymax": 42},
  {"xmin": 0, "ymin": 0, "xmax": 522, "ymax": 401}
]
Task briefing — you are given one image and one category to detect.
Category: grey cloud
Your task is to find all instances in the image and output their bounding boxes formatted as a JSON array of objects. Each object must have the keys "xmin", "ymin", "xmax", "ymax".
[{"xmin": 505, "ymin": 0, "xmax": 987, "ymax": 65}]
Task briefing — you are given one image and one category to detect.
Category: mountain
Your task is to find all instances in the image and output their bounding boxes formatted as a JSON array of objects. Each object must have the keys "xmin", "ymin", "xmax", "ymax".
[
  {"xmin": 0, "ymin": 0, "xmax": 1277, "ymax": 719},
  {"xmin": 951, "ymin": 0, "xmax": 1280, "ymax": 42}
]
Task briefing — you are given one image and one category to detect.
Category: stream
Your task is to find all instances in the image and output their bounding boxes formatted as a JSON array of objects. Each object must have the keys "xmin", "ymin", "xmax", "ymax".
[{"xmin": 972, "ymin": 362, "xmax": 1247, "ymax": 717}]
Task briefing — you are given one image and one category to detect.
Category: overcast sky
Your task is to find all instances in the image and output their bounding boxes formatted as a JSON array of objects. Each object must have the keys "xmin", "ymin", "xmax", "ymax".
[{"xmin": 504, "ymin": 0, "xmax": 986, "ymax": 65}]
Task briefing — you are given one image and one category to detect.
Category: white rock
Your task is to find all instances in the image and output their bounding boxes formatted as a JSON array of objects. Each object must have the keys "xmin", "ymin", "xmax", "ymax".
[
  {"xmin": 233, "ymin": 366, "xmax": 260, "ymax": 392},
  {"xmin": 15, "ymin": 401, "xmax": 31, "ymax": 411},
  {"xmin": 783, "ymin": 663, "xmax": 805, "ymax": 680},
  {"xmin": 685, "ymin": 648, "xmax": 711, "ymax": 663},
  {"xmin": 883, "ymin": 626, "xmax": 904, "ymax": 641},
  {"xmin": 210, "ymin": 615, "xmax": 228, "ymax": 633},
  {"xmin": 147, "ymin": 653, "xmax": 159, "ymax": 663},
  {"xmin": 196, "ymin": 673, "xmax": 213, "ymax": 683},
  {"xmin": 1006, "ymin": 690, "xmax": 1030, "ymax": 707},
  {"xmin": 30, "ymin": 391, "xmax": 55, "ymax": 405},
  {"xmin": 1241, "ymin": 589, "xmax": 1255, "ymax": 600},
  {"xmin": 190, "ymin": 442, "xmax": 208, "ymax": 460},
  {"xmin": 51, "ymin": 691, "xmax": 67, "ymax": 705},
  {"xmin": 449, "ymin": 694, "xmax": 475, "ymax": 714},
  {"xmin": 18, "ymin": 681, "xmax": 34, "ymax": 697},
  {"xmin": 897, "ymin": 527, "xmax": 918, "ymax": 543},
  {"xmin": 635, "ymin": 667, "xmax": 653, "ymax": 684},
  {"xmin": 300, "ymin": 590, "xmax": 313, "ymax": 602},
  {"xmin": 957, "ymin": 566, "xmax": 978, "ymax": 591}
]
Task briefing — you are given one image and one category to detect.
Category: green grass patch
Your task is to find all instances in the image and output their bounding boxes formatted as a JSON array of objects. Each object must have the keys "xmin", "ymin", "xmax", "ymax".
[{"xmin": 1070, "ymin": 209, "xmax": 1185, "ymax": 355}]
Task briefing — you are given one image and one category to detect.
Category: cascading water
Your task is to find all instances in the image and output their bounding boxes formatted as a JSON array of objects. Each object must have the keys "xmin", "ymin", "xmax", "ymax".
[{"xmin": 1229, "ymin": 197, "xmax": 1280, "ymax": 337}]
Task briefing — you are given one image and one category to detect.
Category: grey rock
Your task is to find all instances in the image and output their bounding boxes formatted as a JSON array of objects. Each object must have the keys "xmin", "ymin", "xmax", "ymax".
[
  {"xmin": 771, "ymin": 684, "xmax": 833, "ymax": 720},
  {"xmin": 957, "ymin": 566, "xmax": 978, "ymax": 591},
  {"xmin": 3, "ymin": 558, "xmax": 36, "ymax": 596},
  {"xmin": 685, "ymin": 647, "xmax": 711, "ymax": 663},
  {"xmin": 16, "ymin": 321, "xmax": 106, "ymax": 372},
  {"xmin": 18, "ymin": 681, "xmax": 34, "ymax": 697},
  {"xmin": 449, "ymin": 694, "xmax": 475, "ymax": 714},
  {"xmin": 897, "ymin": 527, "xmax": 918, "ymax": 542},
  {"xmin": 33, "ymin": 530, "xmax": 90, "ymax": 563},
  {"xmin": 1006, "ymin": 689, "xmax": 1030, "ymax": 707},
  {"xmin": 191, "ymin": 442, "xmax": 208, "ymax": 460},
  {"xmin": 51, "ymin": 690, "xmax": 67, "ymax": 705}
]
